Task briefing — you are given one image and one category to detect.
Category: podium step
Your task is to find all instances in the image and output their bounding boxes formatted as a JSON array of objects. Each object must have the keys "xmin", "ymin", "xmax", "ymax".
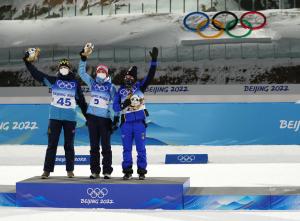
[
  {"xmin": 0, "ymin": 185, "xmax": 16, "ymax": 207},
  {"xmin": 184, "ymin": 187, "xmax": 300, "ymax": 210},
  {"xmin": 2, "ymin": 177, "xmax": 299, "ymax": 210},
  {"xmin": 16, "ymin": 176, "xmax": 190, "ymax": 209}
]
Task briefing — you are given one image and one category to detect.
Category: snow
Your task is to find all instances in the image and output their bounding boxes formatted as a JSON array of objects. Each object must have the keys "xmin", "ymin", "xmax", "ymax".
[
  {"xmin": 1, "ymin": 145, "xmax": 300, "ymax": 166},
  {"xmin": 1, "ymin": 145, "xmax": 300, "ymax": 220},
  {"xmin": 1, "ymin": 56, "xmax": 300, "ymax": 86},
  {"xmin": 0, "ymin": 9, "xmax": 300, "ymax": 48},
  {"xmin": 0, "ymin": 0, "xmax": 241, "ymax": 18},
  {"xmin": 0, "ymin": 207, "xmax": 299, "ymax": 221},
  {"xmin": 1, "ymin": 4, "xmax": 300, "ymax": 220},
  {"xmin": 2, "ymin": 158, "xmax": 300, "ymax": 220}
]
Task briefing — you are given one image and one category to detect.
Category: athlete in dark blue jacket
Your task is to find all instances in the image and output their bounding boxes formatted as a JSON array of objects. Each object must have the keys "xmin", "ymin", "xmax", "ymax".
[
  {"xmin": 113, "ymin": 47, "xmax": 158, "ymax": 180},
  {"xmin": 23, "ymin": 51, "xmax": 87, "ymax": 179}
]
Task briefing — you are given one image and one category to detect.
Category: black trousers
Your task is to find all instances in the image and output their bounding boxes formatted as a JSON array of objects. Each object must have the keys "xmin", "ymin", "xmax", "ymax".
[
  {"xmin": 43, "ymin": 119, "xmax": 76, "ymax": 172},
  {"xmin": 87, "ymin": 114, "xmax": 113, "ymax": 175}
]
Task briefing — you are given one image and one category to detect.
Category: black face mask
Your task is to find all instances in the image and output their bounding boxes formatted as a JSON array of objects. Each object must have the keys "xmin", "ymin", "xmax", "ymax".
[{"xmin": 124, "ymin": 78, "xmax": 134, "ymax": 88}]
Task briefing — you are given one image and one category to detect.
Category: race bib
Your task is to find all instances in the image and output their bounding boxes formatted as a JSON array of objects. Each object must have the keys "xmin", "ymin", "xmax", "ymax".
[
  {"xmin": 90, "ymin": 82, "xmax": 111, "ymax": 109},
  {"xmin": 89, "ymin": 96, "xmax": 109, "ymax": 109},
  {"xmin": 51, "ymin": 80, "xmax": 76, "ymax": 109}
]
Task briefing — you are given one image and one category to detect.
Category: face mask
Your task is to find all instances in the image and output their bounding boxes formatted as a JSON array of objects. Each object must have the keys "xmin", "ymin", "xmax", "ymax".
[
  {"xmin": 96, "ymin": 73, "xmax": 107, "ymax": 83},
  {"xmin": 97, "ymin": 73, "xmax": 107, "ymax": 80},
  {"xmin": 59, "ymin": 67, "xmax": 69, "ymax": 76},
  {"xmin": 124, "ymin": 78, "xmax": 134, "ymax": 88}
]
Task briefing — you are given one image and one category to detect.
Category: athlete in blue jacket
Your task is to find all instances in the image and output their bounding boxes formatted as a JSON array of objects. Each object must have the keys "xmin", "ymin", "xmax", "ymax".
[
  {"xmin": 23, "ymin": 50, "xmax": 87, "ymax": 179},
  {"xmin": 78, "ymin": 47, "xmax": 118, "ymax": 179},
  {"xmin": 113, "ymin": 47, "xmax": 158, "ymax": 180}
]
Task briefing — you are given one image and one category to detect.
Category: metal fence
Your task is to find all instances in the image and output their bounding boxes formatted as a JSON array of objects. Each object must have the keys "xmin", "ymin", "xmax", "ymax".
[
  {"xmin": 1, "ymin": 0, "xmax": 299, "ymax": 20},
  {"xmin": 0, "ymin": 39, "xmax": 299, "ymax": 66}
]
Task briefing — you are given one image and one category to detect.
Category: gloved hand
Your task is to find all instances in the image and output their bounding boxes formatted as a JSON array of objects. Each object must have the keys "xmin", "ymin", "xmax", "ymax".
[
  {"xmin": 23, "ymin": 51, "xmax": 30, "ymax": 62},
  {"xmin": 111, "ymin": 116, "xmax": 119, "ymax": 133},
  {"xmin": 149, "ymin": 47, "xmax": 158, "ymax": 61},
  {"xmin": 80, "ymin": 43, "xmax": 94, "ymax": 61},
  {"xmin": 23, "ymin": 48, "xmax": 40, "ymax": 63},
  {"xmin": 121, "ymin": 98, "xmax": 131, "ymax": 110},
  {"xmin": 80, "ymin": 49, "xmax": 87, "ymax": 61}
]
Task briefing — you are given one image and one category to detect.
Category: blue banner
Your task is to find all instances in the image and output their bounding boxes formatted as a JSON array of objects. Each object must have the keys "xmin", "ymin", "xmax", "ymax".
[
  {"xmin": 1, "ymin": 103, "xmax": 300, "ymax": 145},
  {"xmin": 184, "ymin": 195, "xmax": 270, "ymax": 210},
  {"xmin": 16, "ymin": 177, "xmax": 189, "ymax": 209},
  {"xmin": 0, "ymin": 193, "xmax": 16, "ymax": 207},
  {"xmin": 165, "ymin": 154, "xmax": 208, "ymax": 164},
  {"xmin": 55, "ymin": 155, "xmax": 90, "ymax": 165}
]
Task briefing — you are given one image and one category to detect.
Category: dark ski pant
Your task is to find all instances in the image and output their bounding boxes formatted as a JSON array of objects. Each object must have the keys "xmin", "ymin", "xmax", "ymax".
[
  {"xmin": 44, "ymin": 119, "xmax": 76, "ymax": 172},
  {"xmin": 121, "ymin": 120, "xmax": 147, "ymax": 175},
  {"xmin": 87, "ymin": 114, "xmax": 113, "ymax": 175}
]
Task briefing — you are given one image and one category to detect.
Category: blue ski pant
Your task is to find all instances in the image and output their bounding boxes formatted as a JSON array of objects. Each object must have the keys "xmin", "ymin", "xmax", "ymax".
[{"xmin": 121, "ymin": 120, "xmax": 147, "ymax": 174}]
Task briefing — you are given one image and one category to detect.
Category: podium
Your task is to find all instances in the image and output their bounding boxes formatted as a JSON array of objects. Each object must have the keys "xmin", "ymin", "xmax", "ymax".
[
  {"xmin": 16, "ymin": 177, "xmax": 190, "ymax": 209},
  {"xmin": 0, "ymin": 185, "xmax": 15, "ymax": 207},
  {"xmin": 1, "ymin": 177, "xmax": 299, "ymax": 210},
  {"xmin": 184, "ymin": 187, "xmax": 300, "ymax": 210}
]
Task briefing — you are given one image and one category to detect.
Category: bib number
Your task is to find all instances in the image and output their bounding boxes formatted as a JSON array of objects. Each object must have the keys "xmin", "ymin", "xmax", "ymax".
[
  {"xmin": 90, "ymin": 97, "xmax": 109, "ymax": 109},
  {"xmin": 52, "ymin": 97, "xmax": 76, "ymax": 109}
]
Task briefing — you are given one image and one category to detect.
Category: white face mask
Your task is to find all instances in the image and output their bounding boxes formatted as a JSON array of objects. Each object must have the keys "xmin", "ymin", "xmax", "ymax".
[
  {"xmin": 60, "ymin": 67, "xmax": 69, "ymax": 76},
  {"xmin": 97, "ymin": 73, "xmax": 107, "ymax": 80}
]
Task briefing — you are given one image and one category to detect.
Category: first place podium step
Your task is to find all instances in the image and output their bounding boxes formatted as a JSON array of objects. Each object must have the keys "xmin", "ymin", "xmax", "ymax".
[{"xmin": 16, "ymin": 176, "xmax": 190, "ymax": 209}]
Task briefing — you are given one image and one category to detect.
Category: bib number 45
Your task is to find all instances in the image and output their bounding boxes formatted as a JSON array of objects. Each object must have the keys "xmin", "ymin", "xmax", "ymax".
[{"xmin": 57, "ymin": 98, "xmax": 72, "ymax": 106}]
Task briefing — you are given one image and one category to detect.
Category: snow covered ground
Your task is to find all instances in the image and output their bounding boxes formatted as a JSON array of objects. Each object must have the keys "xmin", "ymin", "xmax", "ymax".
[
  {"xmin": 0, "ymin": 207, "xmax": 299, "ymax": 221},
  {"xmin": 1, "ymin": 145, "xmax": 300, "ymax": 220},
  {"xmin": 1, "ymin": 145, "xmax": 300, "ymax": 166},
  {"xmin": 1, "ymin": 4, "xmax": 300, "ymax": 221},
  {"xmin": 0, "ymin": 9, "xmax": 299, "ymax": 48},
  {"xmin": 0, "ymin": 0, "xmax": 241, "ymax": 19}
]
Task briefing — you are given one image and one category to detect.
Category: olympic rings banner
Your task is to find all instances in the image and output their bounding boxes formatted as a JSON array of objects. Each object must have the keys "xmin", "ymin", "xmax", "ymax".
[
  {"xmin": 1, "ymin": 102, "xmax": 300, "ymax": 146},
  {"xmin": 165, "ymin": 154, "xmax": 208, "ymax": 164},
  {"xmin": 183, "ymin": 11, "xmax": 267, "ymax": 39}
]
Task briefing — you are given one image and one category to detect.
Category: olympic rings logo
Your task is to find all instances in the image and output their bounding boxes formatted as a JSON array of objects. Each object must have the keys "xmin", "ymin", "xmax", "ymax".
[
  {"xmin": 86, "ymin": 188, "xmax": 108, "ymax": 199},
  {"xmin": 119, "ymin": 86, "xmax": 137, "ymax": 97},
  {"xmin": 92, "ymin": 82, "xmax": 109, "ymax": 91},
  {"xmin": 183, "ymin": 11, "xmax": 267, "ymax": 39},
  {"xmin": 177, "ymin": 154, "xmax": 196, "ymax": 163},
  {"xmin": 57, "ymin": 80, "xmax": 76, "ymax": 89}
]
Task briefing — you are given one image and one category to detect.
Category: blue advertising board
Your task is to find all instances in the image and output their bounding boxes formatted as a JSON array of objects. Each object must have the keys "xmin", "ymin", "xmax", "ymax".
[
  {"xmin": 165, "ymin": 154, "xmax": 208, "ymax": 164},
  {"xmin": 16, "ymin": 177, "xmax": 190, "ymax": 209},
  {"xmin": 1, "ymin": 103, "xmax": 300, "ymax": 146}
]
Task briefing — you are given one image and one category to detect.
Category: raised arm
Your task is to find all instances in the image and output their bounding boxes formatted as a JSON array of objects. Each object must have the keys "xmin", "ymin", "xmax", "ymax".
[
  {"xmin": 78, "ymin": 43, "xmax": 95, "ymax": 87},
  {"xmin": 140, "ymin": 47, "xmax": 158, "ymax": 93},
  {"xmin": 23, "ymin": 51, "xmax": 56, "ymax": 86},
  {"xmin": 78, "ymin": 59, "xmax": 93, "ymax": 88}
]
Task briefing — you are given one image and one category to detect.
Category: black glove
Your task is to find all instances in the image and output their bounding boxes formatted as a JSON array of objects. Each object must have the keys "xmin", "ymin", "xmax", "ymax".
[
  {"xmin": 111, "ymin": 116, "xmax": 119, "ymax": 133},
  {"xmin": 80, "ymin": 49, "xmax": 87, "ymax": 62},
  {"xmin": 149, "ymin": 47, "xmax": 158, "ymax": 61},
  {"xmin": 121, "ymin": 98, "xmax": 131, "ymax": 110},
  {"xmin": 23, "ymin": 51, "xmax": 30, "ymax": 63}
]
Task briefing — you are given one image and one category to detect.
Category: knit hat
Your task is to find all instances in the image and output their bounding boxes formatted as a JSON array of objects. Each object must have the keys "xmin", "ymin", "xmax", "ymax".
[
  {"xmin": 96, "ymin": 64, "xmax": 109, "ymax": 75},
  {"xmin": 126, "ymin": 66, "xmax": 137, "ymax": 80},
  {"xmin": 58, "ymin": 58, "xmax": 71, "ymax": 69}
]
